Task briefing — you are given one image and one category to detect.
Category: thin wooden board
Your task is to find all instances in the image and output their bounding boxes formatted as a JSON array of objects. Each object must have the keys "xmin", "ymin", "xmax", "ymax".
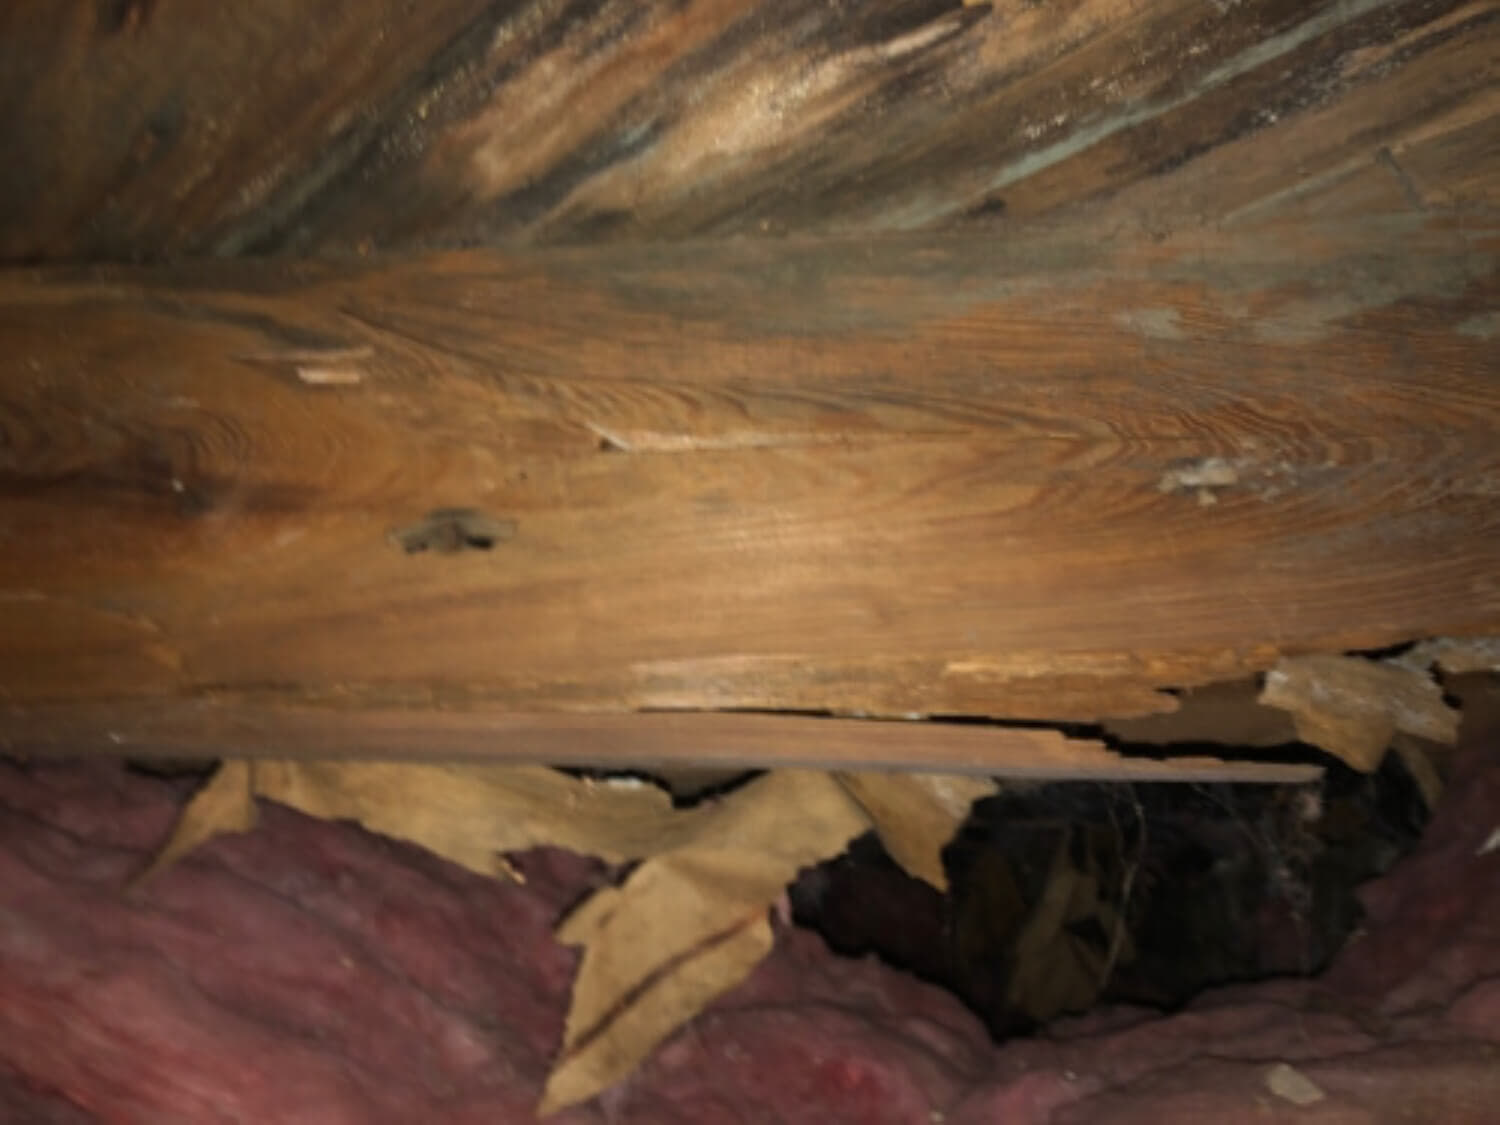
[
  {"xmin": 1, "ymin": 215, "xmax": 1496, "ymax": 767},
  {"xmin": 0, "ymin": 702, "xmax": 1322, "ymax": 783}
]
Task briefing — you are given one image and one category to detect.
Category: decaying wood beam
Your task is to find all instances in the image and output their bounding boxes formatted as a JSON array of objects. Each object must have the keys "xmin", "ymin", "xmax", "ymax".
[
  {"xmin": 0, "ymin": 703, "xmax": 1321, "ymax": 784},
  {"xmin": 1, "ymin": 213, "xmax": 1497, "ymax": 768}
]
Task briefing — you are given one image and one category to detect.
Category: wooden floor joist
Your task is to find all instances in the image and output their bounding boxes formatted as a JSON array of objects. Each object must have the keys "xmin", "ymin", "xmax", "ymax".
[{"xmin": 1, "ymin": 212, "xmax": 1497, "ymax": 768}]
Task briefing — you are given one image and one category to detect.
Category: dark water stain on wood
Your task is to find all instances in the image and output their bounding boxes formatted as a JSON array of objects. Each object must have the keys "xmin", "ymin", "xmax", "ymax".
[{"xmin": 1, "ymin": 0, "xmax": 1491, "ymax": 261}]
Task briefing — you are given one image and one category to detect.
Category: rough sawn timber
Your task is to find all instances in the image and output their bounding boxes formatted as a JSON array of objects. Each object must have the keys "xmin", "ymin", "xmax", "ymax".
[
  {"xmin": 0, "ymin": 211, "xmax": 1496, "ymax": 766},
  {"xmin": 1, "ymin": 0, "xmax": 1494, "ymax": 259}
]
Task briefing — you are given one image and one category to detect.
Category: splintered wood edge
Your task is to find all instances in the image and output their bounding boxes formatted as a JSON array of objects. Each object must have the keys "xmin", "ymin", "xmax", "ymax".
[{"xmin": 0, "ymin": 703, "xmax": 1321, "ymax": 784}]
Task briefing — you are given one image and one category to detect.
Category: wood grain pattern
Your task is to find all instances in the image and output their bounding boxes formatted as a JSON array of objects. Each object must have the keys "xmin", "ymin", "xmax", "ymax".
[
  {"xmin": 1, "ymin": 0, "xmax": 1493, "ymax": 260},
  {"xmin": 0, "ymin": 0, "xmax": 500, "ymax": 259},
  {"xmin": 1, "ymin": 213, "xmax": 1496, "ymax": 767}
]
